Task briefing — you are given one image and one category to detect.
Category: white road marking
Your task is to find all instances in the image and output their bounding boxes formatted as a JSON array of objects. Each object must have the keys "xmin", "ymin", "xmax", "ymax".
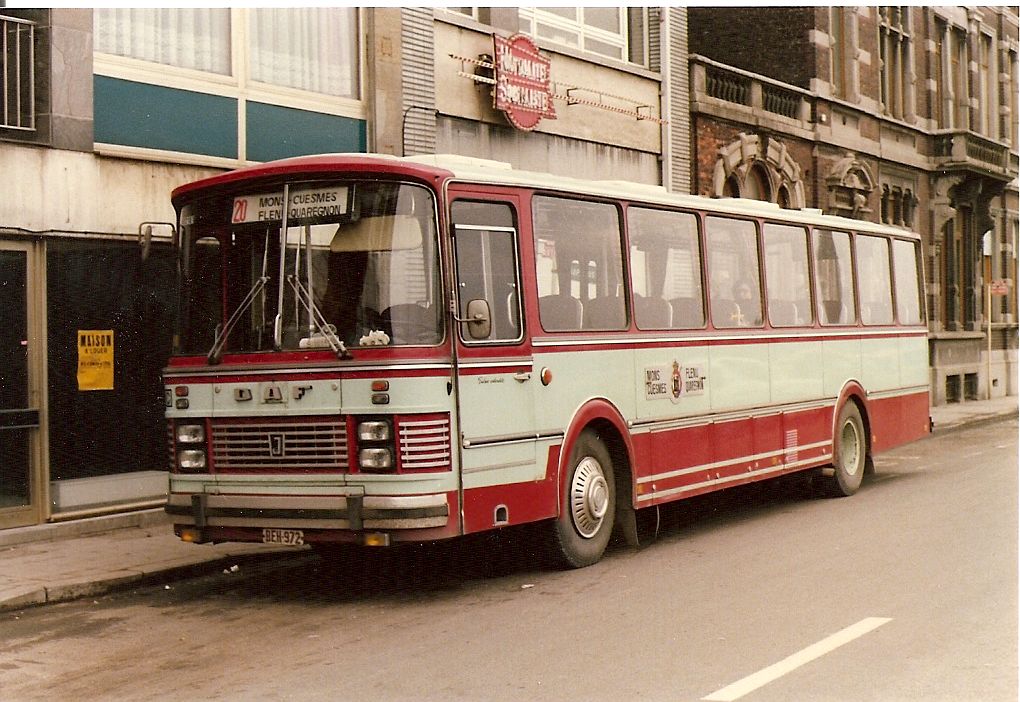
[{"xmin": 702, "ymin": 617, "xmax": 892, "ymax": 701}]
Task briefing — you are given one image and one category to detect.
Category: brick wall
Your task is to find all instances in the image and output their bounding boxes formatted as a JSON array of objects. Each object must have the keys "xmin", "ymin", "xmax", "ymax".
[{"xmin": 689, "ymin": 7, "xmax": 816, "ymax": 89}]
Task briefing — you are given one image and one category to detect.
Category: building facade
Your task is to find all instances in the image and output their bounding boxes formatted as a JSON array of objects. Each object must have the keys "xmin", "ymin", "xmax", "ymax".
[
  {"xmin": 688, "ymin": 6, "xmax": 1020, "ymax": 406},
  {"xmin": 0, "ymin": 7, "xmax": 689, "ymax": 527}
]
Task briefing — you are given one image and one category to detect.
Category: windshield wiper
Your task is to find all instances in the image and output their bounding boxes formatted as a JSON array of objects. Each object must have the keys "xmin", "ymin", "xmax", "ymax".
[
  {"xmin": 287, "ymin": 274, "xmax": 351, "ymax": 359},
  {"xmin": 207, "ymin": 276, "xmax": 269, "ymax": 365}
]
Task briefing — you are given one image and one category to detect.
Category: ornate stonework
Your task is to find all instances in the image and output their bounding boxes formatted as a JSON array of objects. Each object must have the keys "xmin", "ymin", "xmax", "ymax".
[{"xmin": 711, "ymin": 133, "xmax": 805, "ymax": 208}]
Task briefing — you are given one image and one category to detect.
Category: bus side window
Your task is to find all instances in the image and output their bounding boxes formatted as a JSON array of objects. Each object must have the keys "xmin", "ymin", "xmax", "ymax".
[
  {"xmin": 813, "ymin": 229, "xmax": 856, "ymax": 325},
  {"xmin": 706, "ymin": 216, "xmax": 762, "ymax": 328},
  {"xmin": 628, "ymin": 207, "xmax": 705, "ymax": 329},
  {"xmin": 763, "ymin": 222, "xmax": 812, "ymax": 327},
  {"xmin": 856, "ymin": 235, "xmax": 894, "ymax": 325},
  {"xmin": 533, "ymin": 196, "xmax": 625, "ymax": 332},
  {"xmin": 892, "ymin": 239, "xmax": 924, "ymax": 325},
  {"xmin": 451, "ymin": 201, "xmax": 523, "ymax": 343}
]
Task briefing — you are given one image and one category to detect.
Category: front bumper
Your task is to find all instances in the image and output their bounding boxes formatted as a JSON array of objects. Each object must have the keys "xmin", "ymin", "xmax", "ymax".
[{"xmin": 165, "ymin": 492, "xmax": 450, "ymax": 531}]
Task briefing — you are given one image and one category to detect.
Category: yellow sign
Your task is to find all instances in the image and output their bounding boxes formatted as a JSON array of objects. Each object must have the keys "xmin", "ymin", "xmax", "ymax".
[{"xmin": 77, "ymin": 330, "xmax": 114, "ymax": 391}]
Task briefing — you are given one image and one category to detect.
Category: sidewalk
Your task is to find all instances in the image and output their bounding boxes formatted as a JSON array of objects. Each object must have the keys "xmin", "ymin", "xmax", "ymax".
[{"xmin": 1, "ymin": 395, "xmax": 1016, "ymax": 613}]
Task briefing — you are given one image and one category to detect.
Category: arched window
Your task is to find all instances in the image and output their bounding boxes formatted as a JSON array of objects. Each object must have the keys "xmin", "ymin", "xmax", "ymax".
[
  {"xmin": 743, "ymin": 164, "xmax": 772, "ymax": 202},
  {"xmin": 723, "ymin": 175, "xmax": 740, "ymax": 198},
  {"xmin": 777, "ymin": 185, "xmax": 791, "ymax": 209}
]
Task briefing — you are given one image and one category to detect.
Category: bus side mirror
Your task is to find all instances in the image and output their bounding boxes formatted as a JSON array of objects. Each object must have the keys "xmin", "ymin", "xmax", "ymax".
[{"xmin": 463, "ymin": 299, "xmax": 491, "ymax": 340}]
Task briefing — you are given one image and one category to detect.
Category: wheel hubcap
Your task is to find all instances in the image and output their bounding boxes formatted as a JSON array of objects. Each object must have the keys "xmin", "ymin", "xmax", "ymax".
[
  {"xmin": 570, "ymin": 457, "xmax": 609, "ymax": 539},
  {"xmin": 840, "ymin": 420, "xmax": 862, "ymax": 476}
]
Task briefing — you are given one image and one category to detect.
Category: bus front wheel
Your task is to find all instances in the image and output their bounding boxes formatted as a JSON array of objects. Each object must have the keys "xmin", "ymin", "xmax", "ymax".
[
  {"xmin": 824, "ymin": 402, "xmax": 867, "ymax": 497},
  {"xmin": 549, "ymin": 429, "xmax": 616, "ymax": 568}
]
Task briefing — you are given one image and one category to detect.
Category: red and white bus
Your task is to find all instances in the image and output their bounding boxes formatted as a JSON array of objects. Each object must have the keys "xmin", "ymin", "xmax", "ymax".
[{"xmin": 164, "ymin": 153, "xmax": 930, "ymax": 567}]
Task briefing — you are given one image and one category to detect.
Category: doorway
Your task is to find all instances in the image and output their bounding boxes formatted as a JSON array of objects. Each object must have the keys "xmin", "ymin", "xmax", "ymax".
[{"xmin": 0, "ymin": 240, "xmax": 45, "ymax": 528}]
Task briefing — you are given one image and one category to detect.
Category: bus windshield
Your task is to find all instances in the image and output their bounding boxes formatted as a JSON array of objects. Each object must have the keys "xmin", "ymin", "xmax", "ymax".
[{"xmin": 176, "ymin": 180, "xmax": 441, "ymax": 358}]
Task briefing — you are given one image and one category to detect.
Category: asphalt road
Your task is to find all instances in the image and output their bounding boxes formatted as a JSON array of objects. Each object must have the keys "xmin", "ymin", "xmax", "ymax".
[{"xmin": 1, "ymin": 417, "xmax": 1016, "ymax": 702}]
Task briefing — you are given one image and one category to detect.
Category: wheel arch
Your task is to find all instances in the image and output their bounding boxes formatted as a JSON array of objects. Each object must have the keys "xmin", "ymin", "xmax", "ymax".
[
  {"xmin": 558, "ymin": 398, "xmax": 636, "ymax": 515},
  {"xmin": 834, "ymin": 380, "xmax": 874, "ymax": 465}
]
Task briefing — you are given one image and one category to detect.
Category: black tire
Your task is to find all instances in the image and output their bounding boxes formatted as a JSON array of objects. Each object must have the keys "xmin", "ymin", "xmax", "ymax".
[
  {"xmin": 549, "ymin": 429, "xmax": 616, "ymax": 568},
  {"xmin": 825, "ymin": 402, "xmax": 867, "ymax": 497}
]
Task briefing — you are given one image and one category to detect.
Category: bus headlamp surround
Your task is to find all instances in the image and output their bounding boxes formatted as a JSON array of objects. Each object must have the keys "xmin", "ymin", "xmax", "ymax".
[{"xmin": 175, "ymin": 422, "xmax": 207, "ymax": 472}]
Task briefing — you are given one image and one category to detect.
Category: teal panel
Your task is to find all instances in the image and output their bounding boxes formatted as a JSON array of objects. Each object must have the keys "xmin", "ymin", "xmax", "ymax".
[
  {"xmin": 94, "ymin": 76, "xmax": 237, "ymax": 159},
  {"xmin": 246, "ymin": 101, "xmax": 366, "ymax": 161}
]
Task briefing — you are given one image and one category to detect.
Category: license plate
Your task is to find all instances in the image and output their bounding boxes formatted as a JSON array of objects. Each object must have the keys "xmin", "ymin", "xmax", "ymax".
[{"xmin": 262, "ymin": 528, "xmax": 304, "ymax": 546}]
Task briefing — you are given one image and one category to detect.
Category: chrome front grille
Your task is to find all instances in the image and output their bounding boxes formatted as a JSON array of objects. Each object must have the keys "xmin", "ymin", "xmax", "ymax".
[
  {"xmin": 398, "ymin": 416, "xmax": 452, "ymax": 471},
  {"xmin": 210, "ymin": 417, "xmax": 348, "ymax": 472}
]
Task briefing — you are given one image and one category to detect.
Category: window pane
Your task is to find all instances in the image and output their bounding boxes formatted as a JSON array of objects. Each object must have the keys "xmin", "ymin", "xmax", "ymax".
[
  {"xmin": 536, "ymin": 22, "xmax": 580, "ymax": 47},
  {"xmin": 250, "ymin": 8, "xmax": 359, "ymax": 98},
  {"xmin": 706, "ymin": 217, "xmax": 762, "ymax": 328},
  {"xmin": 813, "ymin": 229, "xmax": 856, "ymax": 325},
  {"xmin": 452, "ymin": 202, "xmax": 522, "ymax": 343},
  {"xmin": 628, "ymin": 208, "xmax": 704, "ymax": 329},
  {"xmin": 534, "ymin": 197, "xmax": 625, "ymax": 331},
  {"xmin": 544, "ymin": 7, "xmax": 578, "ymax": 20},
  {"xmin": 95, "ymin": 8, "xmax": 231, "ymax": 74},
  {"xmin": 764, "ymin": 223, "xmax": 812, "ymax": 326},
  {"xmin": 583, "ymin": 7, "xmax": 621, "ymax": 33},
  {"xmin": 583, "ymin": 37, "xmax": 624, "ymax": 60},
  {"xmin": 893, "ymin": 239, "xmax": 923, "ymax": 325},
  {"xmin": 856, "ymin": 235, "xmax": 894, "ymax": 325}
]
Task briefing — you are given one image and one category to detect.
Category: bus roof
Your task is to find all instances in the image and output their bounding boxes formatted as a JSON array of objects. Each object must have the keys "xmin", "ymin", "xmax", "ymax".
[
  {"xmin": 173, "ymin": 153, "xmax": 918, "ymax": 240},
  {"xmin": 170, "ymin": 153, "xmax": 455, "ymax": 203}
]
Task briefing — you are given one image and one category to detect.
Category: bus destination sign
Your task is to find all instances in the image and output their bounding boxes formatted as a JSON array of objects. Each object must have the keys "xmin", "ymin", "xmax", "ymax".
[
  {"xmin": 493, "ymin": 34, "xmax": 556, "ymax": 131},
  {"xmin": 231, "ymin": 186, "xmax": 349, "ymax": 224}
]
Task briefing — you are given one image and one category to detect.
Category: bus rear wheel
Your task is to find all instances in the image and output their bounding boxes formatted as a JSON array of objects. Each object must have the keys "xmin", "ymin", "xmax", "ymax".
[
  {"xmin": 549, "ymin": 429, "xmax": 616, "ymax": 568},
  {"xmin": 823, "ymin": 402, "xmax": 867, "ymax": 497}
]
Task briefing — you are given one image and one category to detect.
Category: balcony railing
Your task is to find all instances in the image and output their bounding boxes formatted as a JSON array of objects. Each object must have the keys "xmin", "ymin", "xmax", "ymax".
[
  {"xmin": 2, "ymin": 14, "xmax": 35, "ymax": 131},
  {"xmin": 705, "ymin": 65, "xmax": 750, "ymax": 106},
  {"xmin": 933, "ymin": 130, "xmax": 1015, "ymax": 179},
  {"xmin": 693, "ymin": 55, "xmax": 811, "ymax": 124}
]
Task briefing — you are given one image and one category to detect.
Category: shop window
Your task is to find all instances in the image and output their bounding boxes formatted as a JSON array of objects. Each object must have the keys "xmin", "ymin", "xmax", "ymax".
[{"xmin": 46, "ymin": 240, "xmax": 178, "ymax": 483}]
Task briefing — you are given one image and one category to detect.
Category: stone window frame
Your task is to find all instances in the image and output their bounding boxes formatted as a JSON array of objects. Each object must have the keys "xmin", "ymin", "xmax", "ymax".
[{"xmin": 712, "ymin": 133, "xmax": 805, "ymax": 209}]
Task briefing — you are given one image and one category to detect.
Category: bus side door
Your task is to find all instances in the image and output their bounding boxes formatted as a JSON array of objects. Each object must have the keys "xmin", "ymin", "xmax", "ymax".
[{"xmin": 449, "ymin": 192, "xmax": 542, "ymax": 534}]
